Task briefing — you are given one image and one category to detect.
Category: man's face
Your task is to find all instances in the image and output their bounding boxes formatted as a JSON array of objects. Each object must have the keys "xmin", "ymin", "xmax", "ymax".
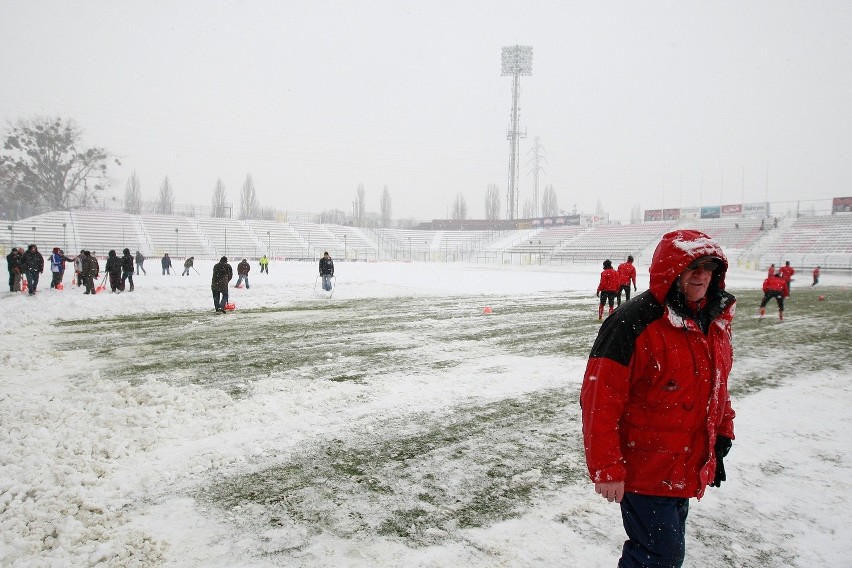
[{"xmin": 678, "ymin": 260, "xmax": 715, "ymax": 302}]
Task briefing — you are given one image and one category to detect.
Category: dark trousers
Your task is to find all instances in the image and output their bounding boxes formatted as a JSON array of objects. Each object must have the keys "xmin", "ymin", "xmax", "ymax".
[
  {"xmin": 109, "ymin": 273, "xmax": 123, "ymax": 292},
  {"xmin": 599, "ymin": 290, "xmax": 618, "ymax": 308},
  {"xmin": 213, "ymin": 290, "xmax": 229, "ymax": 311},
  {"xmin": 260, "ymin": 264, "xmax": 268, "ymax": 274},
  {"xmin": 760, "ymin": 291, "xmax": 784, "ymax": 311},
  {"xmin": 122, "ymin": 271, "xmax": 134, "ymax": 290},
  {"xmin": 619, "ymin": 493, "xmax": 689, "ymax": 568},
  {"xmin": 618, "ymin": 284, "xmax": 632, "ymax": 305},
  {"xmin": 137, "ymin": 262, "xmax": 146, "ymax": 275},
  {"xmin": 50, "ymin": 271, "xmax": 62, "ymax": 288},
  {"xmin": 26, "ymin": 270, "xmax": 39, "ymax": 295}
]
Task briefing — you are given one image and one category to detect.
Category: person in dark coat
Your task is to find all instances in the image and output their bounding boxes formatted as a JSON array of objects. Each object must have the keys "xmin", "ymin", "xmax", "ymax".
[
  {"xmin": 22, "ymin": 244, "xmax": 44, "ymax": 296},
  {"xmin": 581, "ymin": 230, "xmax": 736, "ymax": 568},
  {"xmin": 596, "ymin": 259, "xmax": 620, "ymax": 320},
  {"xmin": 161, "ymin": 253, "xmax": 172, "ymax": 275},
  {"xmin": 6, "ymin": 247, "xmax": 23, "ymax": 292},
  {"xmin": 319, "ymin": 251, "xmax": 334, "ymax": 291},
  {"xmin": 211, "ymin": 256, "xmax": 233, "ymax": 313},
  {"xmin": 182, "ymin": 256, "xmax": 194, "ymax": 276},
  {"xmin": 121, "ymin": 248, "xmax": 135, "ymax": 292},
  {"xmin": 81, "ymin": 251, "xmax": 98, "ymax": 294},
  {"xmin": 105, "ymin": 250, "xmax": 124, "ymax": 293},
  {"xmin": 235, "ymin": 258, "xmax": 251, "ymax": 289},
  {"xmin": 135, "ymin": 250, "xmax": 146, "ymax": 275}
]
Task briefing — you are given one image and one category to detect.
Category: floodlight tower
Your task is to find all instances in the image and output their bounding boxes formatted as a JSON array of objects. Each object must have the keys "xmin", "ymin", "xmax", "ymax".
[{"xmin": 501, "ymin": 45, "xmax": 533, "ymax": 220}]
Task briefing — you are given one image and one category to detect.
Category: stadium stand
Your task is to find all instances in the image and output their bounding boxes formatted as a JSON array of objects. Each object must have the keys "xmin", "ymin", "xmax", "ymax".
[
  {"xmin": 70, "ymin": 210, "xmax": 146, "ymax": 256},
  {"xmin": 195, "ymin": 217, "xmax": 263, "ymax": 259},
  {"xmin": 758, "ymin": 214, "xmax": 852, "ymax": 270},
  {"xmin": 3, "ymin": 211, "xmax": 74, "ymax": 253},
  {"xmin": 139, "ymin": 214, "xmax": 209, "ymax": 259},
  {"xmin": 549, "ymin": 221, "xmax": 677, "ymax": 264},
  {"xmin": 244, "ymin": 220, "xmax": 308, "ymax": 259},
  {"xmin": 3, "ymin": 210, "xmax": 850, "ymax": 272}
]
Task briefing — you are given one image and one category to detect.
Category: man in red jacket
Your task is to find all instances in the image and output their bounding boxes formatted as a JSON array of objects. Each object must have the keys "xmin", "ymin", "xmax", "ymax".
[
  {"xmin": 760, "ymin": 271, "xmax": 786, "ymax": 320},
  {"xmin": 581, "ymin": 230, "xmax": 736, "ymax": 567},
  {"xmin": 779, "ymin": 261, "xmax": 795, "ymax": 297},
  {"xmin": 616, "ymin": 255, "xmax": 638, "ymax": 306},
  {"xmin": 596, "ymin": 259, "xmax": 620, "ymax": 320}
]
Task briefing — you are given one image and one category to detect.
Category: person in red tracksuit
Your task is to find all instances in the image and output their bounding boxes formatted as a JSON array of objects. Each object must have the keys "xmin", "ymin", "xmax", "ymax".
[
  {"xmin": 779, "ymin": 261, "xmax": 795, "ymax": 297},
  {"xmin": 581, "ymin": 230, "xmax": 736, "ymax": 568},
  {"xmin": 767, "ymin": 263, "xmax": 775, "ymax": 278},
  {"xmin": 616, "ymin": 255, "xmax": 638, "ymax": 306},
  {"xmin": 596, "ymin": 259, "xmax": 620, "ymax": 320},
  {"xmin": 760, "ymin": 272, "xmax": 786, "ymax": 320}
]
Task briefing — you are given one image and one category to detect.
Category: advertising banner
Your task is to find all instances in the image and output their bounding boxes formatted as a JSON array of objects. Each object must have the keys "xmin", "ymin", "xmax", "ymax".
[
  {"xmin": 701, "ymin": 206, "xmax": 721, "ymax": 219},
  {"xmin": 721, "ymin": 204, "xmax": 743, "ymax": 216},
  {"xmin": 832, "ymin": 196, "xmax": 852, "ymax": 213}
]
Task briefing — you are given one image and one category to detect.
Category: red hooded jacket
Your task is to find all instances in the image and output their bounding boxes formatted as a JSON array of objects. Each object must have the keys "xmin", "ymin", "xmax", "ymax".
[
  {"xmin": 581, "ymin": 230, "xmax": 736, "ymax": 499},
  {"xmin": 763, "ymin": 274, "xmax": 786, "ymax": 294},
  {"xmin": 617, "ymin": 261, "xmax": 637, "ymax": 288},
  {"xmin": 597, "ymin": 268, "xmax": 620, "ymax": 293}
]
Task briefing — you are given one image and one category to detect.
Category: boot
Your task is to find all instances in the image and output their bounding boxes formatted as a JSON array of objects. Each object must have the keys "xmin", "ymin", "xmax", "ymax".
[
  {"xmin": 779, "ymin": 310, "xmax": 783, "ymax": 321},
  {"xmin": 609, "ymin": 307, "xmax": 614, "ymax": 315},
  {"xmin": 759, "ymin": 307, "xmax": 765, "ymax": 318},
  {"xmin": 130, "ymin": 284, "xmax": 134, "ymax": 292},
  {"xmin": 598, "ymin": 305, "xmax": 604, "ymax": 320}
]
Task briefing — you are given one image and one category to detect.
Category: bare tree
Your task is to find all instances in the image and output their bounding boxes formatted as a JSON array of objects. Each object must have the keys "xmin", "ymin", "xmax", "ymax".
[
  {"xmin": 631, "ymin": 203, "xmax": 642, "ymax": 223},
  {"xmin": 156, "ymin": 176, "xmax": 175, "ymax": 215},
  {"xmin": 211, "ymin": 178, "xmax": 227, "ymax": 218},
  {"xmin": 0, "ymin": 161, "xmax": 32, "ymax": 219},
  {"xmin": 0, "ymin": 116, "xmax": 119, "ymax": 210},
  {"xmin": 541, "ymin": 184, "xmax": 559, "ymax": 217},
  {"xmin": 485, "ymin": 183, "xmax": 501, "ymax": 221},
  {"xmin": 354, "ymin": 184, "xmax": 366, "ymax": 226},
  {"xmin": 239, "ymin": 174, "xmax": 258, "ymax": 219},
  {"xmin": 317, "ymin": 208, "xmax": 347, "ymax": 224},
  {"xmin": 124, "ymin": 171, "xmax": 142, "ymax": 214},
  {"xmin": 380, "ymin": 185, "xmax": 392, "ymax": 228},
  {"xmin": 452, "ymin": 192, "xmax": 467, "ymax": 220}
]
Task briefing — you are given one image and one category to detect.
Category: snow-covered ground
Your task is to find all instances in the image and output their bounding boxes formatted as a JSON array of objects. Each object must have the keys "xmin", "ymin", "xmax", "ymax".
[{"xmin": 1, "ymin": 260, "xmax": 850, "ymax": 567}]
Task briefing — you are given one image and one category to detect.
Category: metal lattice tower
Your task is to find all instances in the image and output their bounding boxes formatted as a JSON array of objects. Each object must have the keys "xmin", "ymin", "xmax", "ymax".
[
  {"xmin": 528, "ymin": 137, "xmax": 546, "ymax": 218},
  {"xmin": 501, "ymin": 45, "xmax": 533, "ymax": 220}
]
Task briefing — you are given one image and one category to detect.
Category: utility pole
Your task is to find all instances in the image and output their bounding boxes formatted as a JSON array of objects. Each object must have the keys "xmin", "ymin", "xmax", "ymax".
[
  {"xmin": 528, "ymin": 137, "xmax": 546, "ymax": 218},
  {"xmin": 501, "ymin": 45, "xmax": 533, "ymax": 220}
]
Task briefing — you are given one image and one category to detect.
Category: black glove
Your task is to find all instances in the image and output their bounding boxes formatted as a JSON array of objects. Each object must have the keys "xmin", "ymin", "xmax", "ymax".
[{"xmin": 711, "ymin": 435, "xmax": 732, "ymax": 488}]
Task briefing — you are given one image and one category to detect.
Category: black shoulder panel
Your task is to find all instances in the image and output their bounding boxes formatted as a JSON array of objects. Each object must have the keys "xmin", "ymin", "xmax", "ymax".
[{"xmin": 589, "ymin": 291, "xmax": 664, "ymax": 367}]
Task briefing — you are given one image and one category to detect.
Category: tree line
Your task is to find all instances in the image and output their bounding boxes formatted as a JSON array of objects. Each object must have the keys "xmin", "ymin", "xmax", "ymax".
[{"xmin": 2, "ymin": 116, "xmax": 561, "ymax": 225}]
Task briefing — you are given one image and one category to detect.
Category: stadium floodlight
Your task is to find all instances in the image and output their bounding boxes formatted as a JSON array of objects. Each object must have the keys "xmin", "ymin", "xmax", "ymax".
[
  {"xmin": 501, "ymin": 45, "xmax": 533, "ymax": 220},
  {"xmin": 501, "ymin": 45, "xmax": 533, "ymax": 77}
]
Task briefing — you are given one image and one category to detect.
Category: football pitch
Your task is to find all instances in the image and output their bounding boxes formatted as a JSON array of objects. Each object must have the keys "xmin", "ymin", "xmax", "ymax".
[{"xmin": 44, "ymin": 283, "xmax": 851, "ymax": 564}]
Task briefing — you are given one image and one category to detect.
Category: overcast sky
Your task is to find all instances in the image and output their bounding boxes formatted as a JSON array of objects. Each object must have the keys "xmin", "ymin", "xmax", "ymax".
[{"xmin": 2, "ymin": 1, "xmax": 851, "ymax": 222}]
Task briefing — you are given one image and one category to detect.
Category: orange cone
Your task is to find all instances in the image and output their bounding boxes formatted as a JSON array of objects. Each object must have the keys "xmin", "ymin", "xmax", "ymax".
[
  {"xmin": 482, "ymin": 306, "xmax": 493, "ymax": 314},
  {"xmin": 56, "ymin": 282, "xmax": 64, "ymax": 290}
]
